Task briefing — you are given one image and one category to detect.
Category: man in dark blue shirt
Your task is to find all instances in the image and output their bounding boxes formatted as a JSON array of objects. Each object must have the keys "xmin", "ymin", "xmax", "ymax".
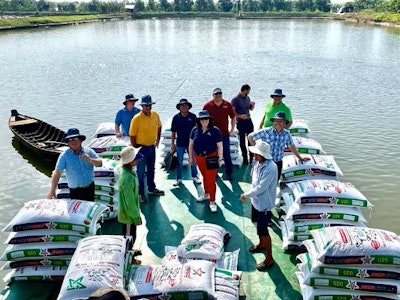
[{"xmin": 170, "ymin": 99, "xmax": 201, "ymax": 186}]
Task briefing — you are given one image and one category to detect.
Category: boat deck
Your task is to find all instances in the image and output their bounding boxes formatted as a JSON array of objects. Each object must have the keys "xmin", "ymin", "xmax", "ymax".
[{"xmin": 0, "ymin": 163, "xmax": 303, "ymax": 300}]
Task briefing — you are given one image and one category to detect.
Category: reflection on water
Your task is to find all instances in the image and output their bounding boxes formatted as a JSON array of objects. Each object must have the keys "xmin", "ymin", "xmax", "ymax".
[{"xmin": 11, "ymin": 137, "xmax": 55, "ymax": 177}]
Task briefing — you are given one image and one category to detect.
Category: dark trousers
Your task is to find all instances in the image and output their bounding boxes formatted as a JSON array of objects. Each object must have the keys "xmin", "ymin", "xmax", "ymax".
[
  {"xmin": 136, "ymin": 145, "xmax": 156, "ymax": 196},
  {"xmin": 122, "ymin": 223, "xmax": 137, "ymax": 242},
  {"xmin": 236, "ymin": 119, "xmax": 254, "ymax": 162},
  {"xmin": 69, "ymin": 181, "xmax": 95, "ymax": 201},
  {"xmin": 222, "ymin": 135, "xmax": 233, "ymax": 175},
  {"xmin": 275, "ymin": 160, "xmax": 283, "ymax": 182}
]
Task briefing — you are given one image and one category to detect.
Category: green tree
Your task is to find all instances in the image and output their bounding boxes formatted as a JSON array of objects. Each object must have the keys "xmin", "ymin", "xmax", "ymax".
[
  {"xmin": 159, "ymin": 0, "xmax": 172, "ymax": 11},
  {"xmin": 242, "ymin": 0, "xmax": 259, "ymax": 11},
  {"xmin": 314, "ymin": 0, "xmax": 330, "ymax": 11},
  {"xmin": 259, "ymin": 0, "xmax": 274, "ymax": 11},
  {"xmin": 147, "ymin": 0, "xmax": 158, "ymax": 11},
  {"xmin": 174, "ymin": 0, "xmax": 193, "ymax": 11},
  {"xmin": 218, "ymin": 0, "xmax": 233, "ymax": 12},
  {"xmin": 135, "ymin": 0, "xmax": 145, "ymax": 11},
  {"xmin": 194, "ymin": 0, "xmax": 215, "ymax": 11}
]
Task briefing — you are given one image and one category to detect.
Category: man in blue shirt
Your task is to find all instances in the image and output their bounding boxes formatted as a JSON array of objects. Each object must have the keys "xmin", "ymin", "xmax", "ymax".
[
  {"xmin": 170, "ymin": 99, "xmax": 201, "ymax": 186},
  {"xmin": 47, "ymin": 128, "xmax": 103, "ymax": 201},
  {"xmin": 115, "ymin": 94, "xmax": 140, "ymax": 137}
]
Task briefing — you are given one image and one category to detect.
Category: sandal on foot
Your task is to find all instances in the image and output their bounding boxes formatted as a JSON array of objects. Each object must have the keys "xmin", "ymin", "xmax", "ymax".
[
  {"xmin": 256, "ymin": 261, "xmax": 274, "ymax": 271},
  {"xmin": 131, "ymin": 258, "xmax": 142, "ymax": 265},
  {"xmin": 249, "ymin": 245, "xmax": 265, "ymax": 253}
]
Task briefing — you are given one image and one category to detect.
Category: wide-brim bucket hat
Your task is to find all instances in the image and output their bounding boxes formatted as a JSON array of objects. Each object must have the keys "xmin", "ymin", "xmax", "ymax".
[
  {"xmin": 248, "ymin": 140, "xmax": 272, "ymax": 160},
  {"xmin": 123, "ymin": 93, "xmax": 139, "ymax": 105},
  {"xmin": 270, "ymin": 89, "xmax": 286, "ymax": 98},
  {"xmin": 62, "ymin": 128, "xmax": 86, "ymax": 143},
  {"xmin": 197, "ymin": 110, "xmax": 213, "ymax": 119},
  {"xmin": 176, "ymin": 98, "xmax": 193, "ymax": 110},
  {"xmin": 138, "ymin": 95, "xmax": 156, "ymax": 106},
  {"xmin": 269, "ymin": 111, "xmax": 287, "ymax": 123}
]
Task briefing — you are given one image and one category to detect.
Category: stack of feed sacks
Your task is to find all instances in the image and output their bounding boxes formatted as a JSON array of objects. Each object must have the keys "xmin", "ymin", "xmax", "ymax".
[
  {"xmin": 279, "ymin": 179, "xmax": 372, "ymax": 251},
  {"xmin": 297, "ymin": 226, "xmax": 400, "ymax": 300},
  {"xmin": 57, "ymin": 235, "xmax": 132, "ymax": 300},
  {"xmin": 126, "ymin": 223, "xmax": 241, "ymax": 300},
  {"xmin": 1, "ymin": 199, "xmax": 107, "ymax": 284}
]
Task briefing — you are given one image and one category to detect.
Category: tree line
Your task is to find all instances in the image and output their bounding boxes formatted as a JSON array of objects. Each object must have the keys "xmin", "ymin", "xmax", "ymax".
[{"xmin": 0, "ymin": 0, "xmax": 399, "ymax": 14}]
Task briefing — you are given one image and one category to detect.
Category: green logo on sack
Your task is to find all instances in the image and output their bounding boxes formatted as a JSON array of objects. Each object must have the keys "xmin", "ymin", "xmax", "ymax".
[{"xmin": 66, "ymin": 276, "xmax": 86, "ymax": 290}]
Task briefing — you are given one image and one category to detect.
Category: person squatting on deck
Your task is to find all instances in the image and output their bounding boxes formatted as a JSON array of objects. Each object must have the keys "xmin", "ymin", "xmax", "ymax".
[
  {"xmin": 240, "ymin": 140, "xmax": 277, "ymax": 271},
  {"xmin": 259, "ymin": 88, "xmax": 293, "ymax": 129},
  {"xmin": 189, "ymin": 110, "xmax": 223, "ymax": 213},
  {"xmin": 231, "ymin": 84, "xmax": 255, "ymax": 165},
  {"xmin": 115, "ymin": 93, "xmax": 140, "ymax": 137},
  {"xmin": 170, "ymin": 98, "xmax": 201, "ymax": 186},
  {"xmin": 203, "ymin": 87, "xmax": 236, "ymax": 180},
  {"xmin": 129, "ymin": 95, "xmax": 165, "ymax": 203},
  {"xmin": 47, "ymin": 128, "xmax": 102, "ymax": 201}
]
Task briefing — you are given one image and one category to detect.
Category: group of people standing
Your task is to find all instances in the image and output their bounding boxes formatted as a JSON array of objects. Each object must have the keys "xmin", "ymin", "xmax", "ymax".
[{"xmin": 46, "ymin": 84, "xmax": 308, "ymax": 271}]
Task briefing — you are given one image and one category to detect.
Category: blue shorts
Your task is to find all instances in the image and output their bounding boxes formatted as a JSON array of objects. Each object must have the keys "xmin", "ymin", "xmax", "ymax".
[{"xmin": 256, "ymin": 210, "xmax": 272, "ymax": 236}]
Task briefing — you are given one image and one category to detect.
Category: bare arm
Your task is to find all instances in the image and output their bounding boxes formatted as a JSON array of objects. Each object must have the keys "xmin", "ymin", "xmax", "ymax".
[
  {"xmin": 217, "ymin": 141, "xmax": 223, "ymax": 167},
  {"xmin": 229, "ymin": 116, "xmax": 236, "ymax": 136},
  {"xmin": 130, "ymin": 136, "xmax": 137, "ymax": 147},
  {"xmin": 248, "ymin": 134, "xmax": 256, "ymax": 146},
  {"xmin": 259, "ymin": 115, "xmax": 265, "ymax": 129},
  {"xmin": 47, "ymin": 169, "xmax": 62, "ymax": 199},
  {"xmin": 170, "ymin": 131, "xmax": 176, "ymax": 154},
  {"xmin": 289, "ymin": 144, "xmax": 309, "ymax": 161},
  {"xmin": 156, "ymin": 126, "xmax": 162, "ymax": 148},
  {"xmin": 81, "ymin": 153, "xmax": 102, "ymax": 167},
  {"xmin": 188, "ymin": 139, "xmax": 194, "ymax": 165},
  {"xmin": 115, "ymin": 124, "xmax": 122, "ymax": 137}
]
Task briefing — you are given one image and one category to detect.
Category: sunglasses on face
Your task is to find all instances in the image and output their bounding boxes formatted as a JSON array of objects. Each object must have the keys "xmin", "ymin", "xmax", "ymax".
[
  {"xmin": 68, "ymin": 137, "xmax": 80, "ymax": 142},
  {"xmin": 214, "ymin": 92, "xmax": 222, "ymax": 95}
]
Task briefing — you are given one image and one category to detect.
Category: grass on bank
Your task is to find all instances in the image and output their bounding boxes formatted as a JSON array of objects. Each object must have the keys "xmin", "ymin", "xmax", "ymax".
[
  {"xmin": 0, "ymin": 14, "xmax": 128, "ymax": 28},
  {"xmin": 346, "ymin": 11, "xmax": 400, "ymax": 24}
]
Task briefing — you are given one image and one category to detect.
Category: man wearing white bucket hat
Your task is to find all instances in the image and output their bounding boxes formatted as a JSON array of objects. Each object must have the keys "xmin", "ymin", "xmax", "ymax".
[
  {"xmin": 240, "ymin": 140, "xmax": 277, "ymax": 271},
  {"xmin": 119, "ymin": 146, "xmax": 144, "ymax": 260}
]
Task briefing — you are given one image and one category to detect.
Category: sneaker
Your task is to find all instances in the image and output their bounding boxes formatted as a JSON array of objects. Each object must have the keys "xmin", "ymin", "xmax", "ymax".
[
  {"xmin": 148, "ymin": 188, "xmax": 165, "ymax": 196},
  {"xmin": 139, "ymin": 195, "xmax": 147, "ymax": 203},
  {"xmin": 197, "ymin": 194, "xmax": 210, "ymax": 202},
  {"xmin": 209, "ymin": 202, "xmax": 218, "ymax": 213},
  {"xmin": 192, "ymin": 176, "xmax": 202, "ymax": 184},
  {"xmin": 173, "ymin": 179, "xmax": 182, "ymax": 187}
]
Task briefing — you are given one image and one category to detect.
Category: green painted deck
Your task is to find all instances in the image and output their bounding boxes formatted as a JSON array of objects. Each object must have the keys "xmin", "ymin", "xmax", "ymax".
[{"xmin": 0, "ymin": 164, "xmax": 303, "ymax": 300}]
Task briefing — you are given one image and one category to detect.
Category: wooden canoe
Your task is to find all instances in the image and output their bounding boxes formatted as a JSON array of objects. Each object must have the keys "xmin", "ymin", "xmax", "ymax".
[{"xmin": 8, "ymin": 109, "xmax": 67, "ymax": 161}]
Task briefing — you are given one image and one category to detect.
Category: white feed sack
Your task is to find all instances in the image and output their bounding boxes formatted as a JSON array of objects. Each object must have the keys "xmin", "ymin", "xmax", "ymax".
[
  {"xmin": 285, "ymin": 179, "xmax": 373, "ymax": 208},
  {"xmin": 57, "ymin": 235, "xmax": 131, "ymax": 300},
  {"xmin": 2, "ymin": 199, "xmax": 107, "ymax": 234},
  {"xmin": 177, "ymin": 223, "xmax": 230, "ymax": 260},
  {"xmin": 281, "ymin": 154, "xmax": 343, "ymax": 183},
  {"xmin": 127, "ymin": 260, "xmax": 216, "ymax": 297}
]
